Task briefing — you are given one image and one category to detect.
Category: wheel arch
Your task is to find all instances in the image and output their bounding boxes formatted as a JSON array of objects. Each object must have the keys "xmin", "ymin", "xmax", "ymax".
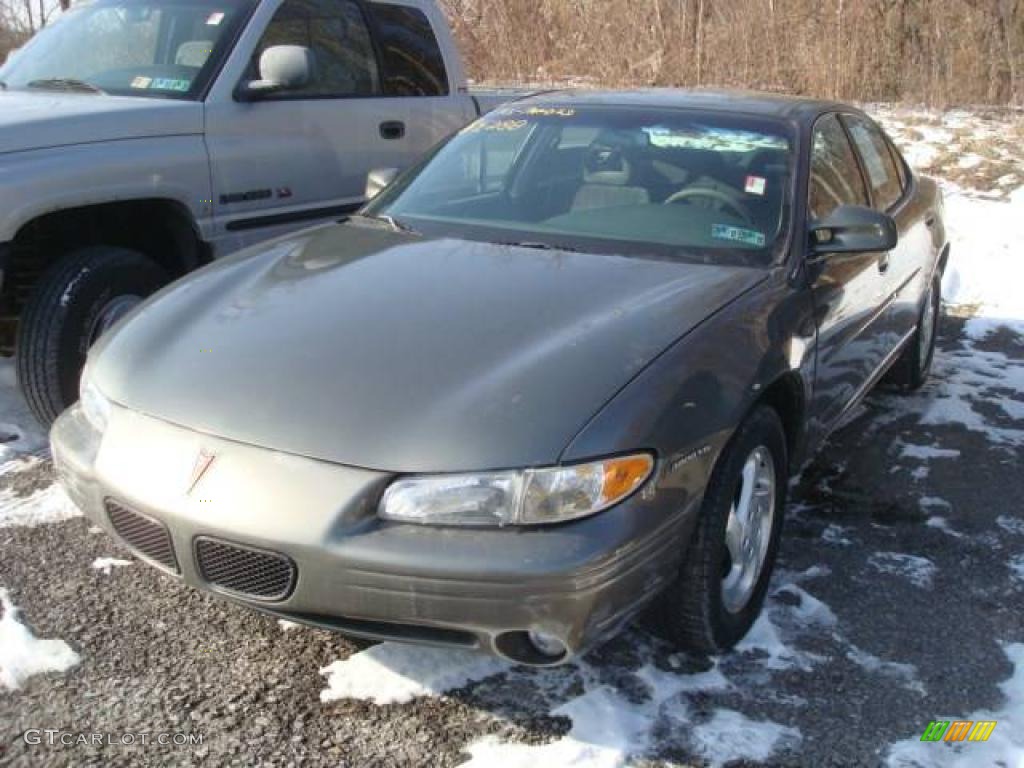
[{"xmin": 4, "ymin": 198, "xmax": 208, "ymax": 318}]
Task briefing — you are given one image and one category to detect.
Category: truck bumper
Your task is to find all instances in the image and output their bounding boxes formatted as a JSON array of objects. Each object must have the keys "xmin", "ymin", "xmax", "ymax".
[{"xmin": 52, "ymin": 404, "xmax": 698, "ymax": 666}]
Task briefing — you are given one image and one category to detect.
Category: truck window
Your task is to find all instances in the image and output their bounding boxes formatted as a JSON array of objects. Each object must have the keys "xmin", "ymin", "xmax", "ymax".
[
  {"xmin": 251, "ymin": 0, "xmax": 379, "ymax": 98},
  {"xmin": 364, "ymin": 3, "xmax": 449, "ymax": 96}
]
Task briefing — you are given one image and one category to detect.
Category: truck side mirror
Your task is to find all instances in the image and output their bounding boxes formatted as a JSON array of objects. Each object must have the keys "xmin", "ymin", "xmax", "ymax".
[
  {"xmin": 365, "ymin": 168, "xmax": 399, "ymax": 201},
  {"xmin": 808, "ymin": 204, "xmax": 898, "ymax": 256},
  {"xmin": 239, "ymin": 45, "xmax": 314, "ymax": 100}
]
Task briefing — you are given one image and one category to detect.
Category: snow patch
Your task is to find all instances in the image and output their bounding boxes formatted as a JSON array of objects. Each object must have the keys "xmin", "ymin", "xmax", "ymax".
[
  {"xmin": 822, "ymin": 524, "xmax": 853, "ymax": 546},
  {"xmin": 926, "ymin": 516, "xmax": 964, "ymax": 539},
  {"xmin": 868, "ymin": 552, "xmax": 937, "ymax": 589},
  {"xmin": 692, "ymin": 709, "xmax": 802, "ymax": 768},
  {"xmin": 91, "ymin": 557, "xmax": 132, "ymax": 575},
  {"xmin": 885, "ymin": 643, "xmax": 1024, "ymax": 767},
  {"xmin": 1010, "ymin": 555, "xmax": 1024, "ymax": 585},
  {"xmin": 320, "ymin": 644, "xmax": 509, "ymax": 705},
  {"xmin": 278, "ymin": 620, "xmax": 300, "ymax": 631},
  {"xmin": 846, "ymin": 644, "xmax": 926, "ymax": 694},
  {"xmin": 0, "ymin": 360, "xmax": 49, "ymax": 459},
  {"xmin": 997, "ymin": 516, "xmax": 1024, "ymax": 536},
  {"xmin": 0, "ymin": 587, "xmax": 80, "ymax": 690},
  {"xmin": 899, "ymin": 443, "xmax": 960, "ymax": 460},
  {"xmin": 0, "ymin": 483, "xmax": 80, "ymax": 528}
]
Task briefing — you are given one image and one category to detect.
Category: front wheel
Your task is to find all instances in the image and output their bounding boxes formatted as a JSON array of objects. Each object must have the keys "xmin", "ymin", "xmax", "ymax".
[
  {"xmin": 16, "ymin": 247, "xmax": 168, "ymax": 426},
  {"xmin": 646, "ymin": 406, "xmax": 788, "ymax": 653}
]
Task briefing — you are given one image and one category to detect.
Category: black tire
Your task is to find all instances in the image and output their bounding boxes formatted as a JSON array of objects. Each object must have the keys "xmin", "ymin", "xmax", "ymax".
[
  {"xmin": 884, "ymin": 275, "xmax": 941, "ymax": 393},
  {"xmin": 16, "ymin": 247, "xmax": 167, "ymax": 426},
  {"xmin": 646, "ymin": 406, "xmax": 788, "ymax": 653}
]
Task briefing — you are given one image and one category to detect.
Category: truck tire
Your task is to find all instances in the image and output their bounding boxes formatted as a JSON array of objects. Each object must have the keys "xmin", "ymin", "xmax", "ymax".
[
  {"xmin": 884, "ymin": 275, "xmax": 941, "ymax": 393},
  {"xmin": 17, "ymin": 247, "xmax": 167, "ymax": 426},
  {"xmin": 645, "ymin": 406, "xmax": 787, "ymax": 653}
]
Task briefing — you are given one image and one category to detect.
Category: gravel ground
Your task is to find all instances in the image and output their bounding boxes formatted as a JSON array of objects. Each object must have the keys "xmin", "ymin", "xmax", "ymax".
[{"xmin": 1, "ymin": 311, "xmax": 1022, "ymax": 767}]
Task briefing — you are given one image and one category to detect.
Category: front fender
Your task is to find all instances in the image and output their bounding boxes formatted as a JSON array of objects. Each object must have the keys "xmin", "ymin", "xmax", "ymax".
[
  {"xmin": 0, "ymin": 136, "xmax": 212, "ymax": 242},
  {"xmin": 561, "ymin": 272, "xmax": 816, "ymax": 506}
]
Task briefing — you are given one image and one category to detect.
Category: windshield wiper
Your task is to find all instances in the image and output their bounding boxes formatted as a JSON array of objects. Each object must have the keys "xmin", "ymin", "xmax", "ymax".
[
  {"xmin": 496, "ymin": 240, "xmax": 582, "ymax": 253},
  {"xmin": 27, "ymin": 78, "xmax": 105, "ymax": 94},
  {"xmin": 350, "ymin": 212, "xmax": 419, "ymax": 235}
]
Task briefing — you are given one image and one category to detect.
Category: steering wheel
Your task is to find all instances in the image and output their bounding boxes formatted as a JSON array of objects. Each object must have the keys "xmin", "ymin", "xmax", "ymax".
[{"xmin": 664, "ymin": 186, "xmax": 754, "ymax": 225}]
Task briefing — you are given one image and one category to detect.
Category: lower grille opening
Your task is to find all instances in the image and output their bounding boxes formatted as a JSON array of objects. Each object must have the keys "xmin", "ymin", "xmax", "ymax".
[
  {"xmin": 195, "ymin": 537, "xmax": 296, "ymax": 601},
  {"xmin": 268, "ymin": 611, "xmax": 478, "ymax": 649},
  {"xmin": 105, "ymin": 499, "xmax": 179, "ymax": 574}
]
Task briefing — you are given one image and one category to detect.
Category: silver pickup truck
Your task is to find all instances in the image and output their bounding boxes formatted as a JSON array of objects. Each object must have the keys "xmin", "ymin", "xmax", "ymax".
[{"xmin": 0, "ymin": 0, "xmax": 523, "ymax": 424}]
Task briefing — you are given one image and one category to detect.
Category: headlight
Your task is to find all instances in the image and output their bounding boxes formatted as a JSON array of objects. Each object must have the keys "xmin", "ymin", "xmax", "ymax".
[
  {"xmin": 79, "ymin": 369, "xmax": 111, "ymax": 433},
  {"xmin": 379, "ymin": 454, "xmax": 655, "ymax": 527}
]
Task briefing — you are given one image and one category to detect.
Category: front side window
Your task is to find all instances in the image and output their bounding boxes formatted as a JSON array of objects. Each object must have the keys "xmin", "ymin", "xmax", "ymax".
[
  {"xmin": 0, "ymin": 0, "xmax": 254, "ymax": 99},
  {"xmin": 808, "ymin": 114, "xmax": 869, "ymax": 221},
  {"xmin": 365, "ymin": 3, "xmax": 448, "ymax": 96},
  {"xmin": 367, "ymin": 106, "xmax": 795, "ymax": 266},
  {"xmin": 251, "ymin": 0, "xmax": 378, "ymax": 98},
  {"xmin": 843, "ymin": 114, "xmax": 903, "ymax": 211}
]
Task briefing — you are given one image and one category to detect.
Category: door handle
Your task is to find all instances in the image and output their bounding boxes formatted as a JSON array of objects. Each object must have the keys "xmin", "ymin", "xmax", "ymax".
[
  {"xmin": 878, "ymin": 252, "xmax": 891, "ymax": 273},
  {"xmin": 379, "ymin": 121, "xmax": 406, "ymax": 140}
]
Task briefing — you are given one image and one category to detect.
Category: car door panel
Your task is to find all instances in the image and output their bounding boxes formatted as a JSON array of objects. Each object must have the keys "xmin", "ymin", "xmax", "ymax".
[{"xmin": 805, "ymin": 113, "xmax": 892, "ymax": 433}]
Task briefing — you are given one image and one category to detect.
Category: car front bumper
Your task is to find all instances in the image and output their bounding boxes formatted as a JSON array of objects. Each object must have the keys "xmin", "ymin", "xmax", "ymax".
[{"xmin": 52, "ymin": 403, "xmax": 700, "ymax": 665}]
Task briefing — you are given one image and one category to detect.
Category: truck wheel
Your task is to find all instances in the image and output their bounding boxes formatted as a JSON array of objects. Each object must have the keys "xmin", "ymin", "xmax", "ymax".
[
  {"xmin": 17, "ymin": 247, "xmax": 167, "ymax": 426},
  {"xmin": 646, "ymin": 406, "xmax": 787, "ymax": 653},
  {"xmin": 884, "ymin": 276, "xmax": 941, "ymax": 393}
]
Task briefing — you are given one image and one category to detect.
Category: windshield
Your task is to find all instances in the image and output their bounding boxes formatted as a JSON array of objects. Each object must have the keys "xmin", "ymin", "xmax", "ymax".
[
  {"xmin": 0, "ymin": 0, "xmax": 254, "ymax": 99},
  {"xmin": 367, "ymin": 106, "xmax": 795, "ymax": 265}
]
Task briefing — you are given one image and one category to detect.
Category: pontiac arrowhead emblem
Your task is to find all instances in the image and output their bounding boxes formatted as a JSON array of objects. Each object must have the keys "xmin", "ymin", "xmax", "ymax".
[{"xmin": 187, "ymin": 449, "xmax": 216, "ymax": 495}]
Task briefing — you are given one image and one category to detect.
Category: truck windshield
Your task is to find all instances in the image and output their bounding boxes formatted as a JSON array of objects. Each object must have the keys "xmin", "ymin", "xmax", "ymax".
[
  {"xmin": 367, "ymin": 106, "xmax": 795, "ymax": 265},
  {"xmin": 0, "ymin": 0, "xmax": 254, "ymax": 100}
]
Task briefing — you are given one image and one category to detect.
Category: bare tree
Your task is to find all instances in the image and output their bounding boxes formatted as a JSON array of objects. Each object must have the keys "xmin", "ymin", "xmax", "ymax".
[{"xmin": 441, "ymin": 0, "xmax": 1024, "ymax": 105}]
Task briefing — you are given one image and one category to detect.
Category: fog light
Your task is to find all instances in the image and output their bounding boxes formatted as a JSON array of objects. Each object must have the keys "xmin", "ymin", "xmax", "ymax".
[{"xmin": 527, "ymin": 630, "xmax": 566, "ymax": 658}]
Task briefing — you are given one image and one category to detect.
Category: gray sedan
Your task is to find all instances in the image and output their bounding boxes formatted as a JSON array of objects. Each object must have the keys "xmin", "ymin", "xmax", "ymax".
[{"xmin": 52, "ymin": 90, "xmax": 947, "ymax": 666}]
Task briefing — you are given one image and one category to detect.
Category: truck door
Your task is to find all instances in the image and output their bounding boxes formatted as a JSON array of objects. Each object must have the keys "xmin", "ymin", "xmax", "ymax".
[{"xmin": 203, "ymin": 0, "xmax": 463, "ymax": 253}]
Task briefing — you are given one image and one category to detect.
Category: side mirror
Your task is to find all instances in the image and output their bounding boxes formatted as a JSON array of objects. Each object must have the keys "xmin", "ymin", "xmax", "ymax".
[
  {"xmin": 239, "ymin": 45, "xmax": 314, "ymax": 99},
  {"xmin": 365, "ymin": 168, "xmax": 399, "ymax": 201},
  {"xmin": 809, "ymin": 205, "xmax": 898, "ymax": 256}
]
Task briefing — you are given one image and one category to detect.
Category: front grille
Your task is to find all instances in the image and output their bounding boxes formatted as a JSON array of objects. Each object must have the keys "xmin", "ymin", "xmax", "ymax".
[
  {"xmin": 105, "ymin": 500, "xmax": 179, "ymax": 573},
  {"xmin": 194, "ymin": 537, "xmax": 296, "ymax": 601}
]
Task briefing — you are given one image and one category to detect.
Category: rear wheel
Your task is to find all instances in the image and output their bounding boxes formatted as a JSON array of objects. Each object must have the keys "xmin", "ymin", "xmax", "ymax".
[
  {"xmin": 885, "ymin": 275, "xmax": 941, "ymax": 392},
  {"xmin": 647, "ymin": 406, "xmax": 787, "ymax": 653},
  {"xmin": 16, "ymin": 247, "xmax": 167, "ymax": 426}
]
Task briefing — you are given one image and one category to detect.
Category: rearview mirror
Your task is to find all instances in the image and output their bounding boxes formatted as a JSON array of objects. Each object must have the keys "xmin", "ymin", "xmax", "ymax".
[
  {"xmin": 365, "ymin": 168, "xmax": 399, "ymax": 201},
  {"xmin": 239, "ymin": 45, "xmax": 314, "ymax": 99},
  {"xmin": 809, "ymin": 205, "xmax": 898, "ymax": 256}
]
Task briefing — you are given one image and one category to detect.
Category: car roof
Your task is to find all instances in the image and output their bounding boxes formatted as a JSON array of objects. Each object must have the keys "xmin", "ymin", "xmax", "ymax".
[{"xmin": 518, "ymin": 88, "xmax": 863, "ymax": 124}]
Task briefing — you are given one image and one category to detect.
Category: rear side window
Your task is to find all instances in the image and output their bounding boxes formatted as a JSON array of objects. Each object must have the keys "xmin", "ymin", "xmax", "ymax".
[
  {"xmin": 843, "ymin": 114, "xmax": 903, "ymax": 211},
  {"xmin": 252, "ymin": 0, "xmax": 379, "ymax": 98},
  {"xmin": 365, "ymin": 3, "xmax": 448, "ymax": 96},
  {"xmin": 808, "ymin": 114, "xmax": 869, "ymax": 221}
]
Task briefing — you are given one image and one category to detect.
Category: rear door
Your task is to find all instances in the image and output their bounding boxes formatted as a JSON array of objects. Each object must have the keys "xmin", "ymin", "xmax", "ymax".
[
  {"xmin": 805, "ymin": 113, "xmax": 893, "ymax": 431},
  {"xmin": 203, "ymin": 0, "xmax": 466, "ymax": 252},
  {"xmin": 841, "ymin": 113, "xmax": 932, "ymax": 343}
]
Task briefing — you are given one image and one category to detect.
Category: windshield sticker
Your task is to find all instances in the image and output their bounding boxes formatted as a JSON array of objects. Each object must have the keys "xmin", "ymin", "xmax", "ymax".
[
  {"xmin": 745, "ymin": 175, "xmax": 767, "ymax": 196},
  {"xmin": 462, "ymin": 119, "xmax": 529, "ymax": 134},
  {"xmin": 151, "ymin": 78, "xmax": 191, "ymax": 92},
  {"xmin": 644, "ymin": 125, "xmax": 788, "ymax": 152},
  {"xmin": 206, "ymin": 11, "xmax": 225, "ymax": 25},
  {"xmin": 130, "ymin": 76, "xmax": 152, "ymax": 89},
  {"xmin": 495, "ymin": 106, "xmax": 577, "ymax": 118},
  {"xmin": 712, "ymin": 223, "xmax": 767, "ymax": 247}
]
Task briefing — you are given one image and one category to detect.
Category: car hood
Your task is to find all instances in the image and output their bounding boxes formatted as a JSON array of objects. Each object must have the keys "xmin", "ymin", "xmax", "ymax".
[
  {"xmin": 93, "ymin": 224, "xmax": 766, "ymax": 472},
  {"xmin": 0, "ymin": 91, "xmax": 202, "ymax": 154}
]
